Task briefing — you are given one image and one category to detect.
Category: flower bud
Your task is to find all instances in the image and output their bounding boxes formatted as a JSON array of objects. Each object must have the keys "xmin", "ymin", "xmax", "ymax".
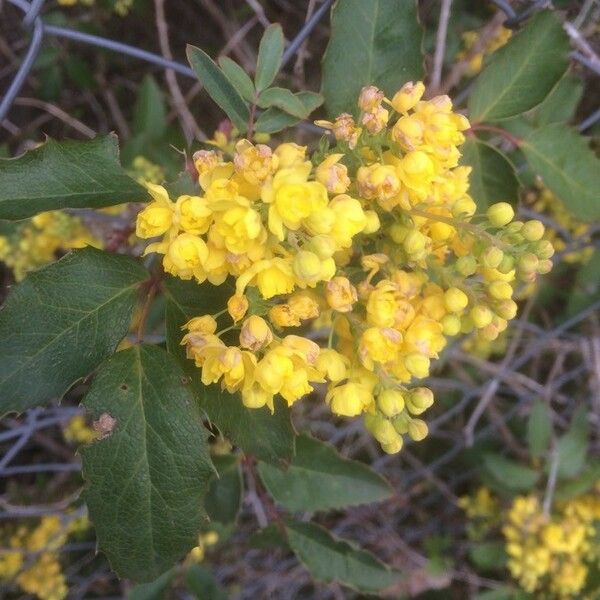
[
  {"xmin": 308, "ymin": 235, "xmax": 337, "ymax": 259},
  {"xmin": 227, "ymin": 293, "xmax": 249, "ymax": 322},
  {"xmin": 441, "ymin": 314, "xmax": 461, "ymax": 336},
  {"xmin": 288, "ymin": 293, "xmax": 320, "ymax": 320},
  {"xmin": 377, "ymin": 389, "xmax": 405, "ymax": 417},
  {"xmin": 404, "ymin": 353, "xmax": 430, "ymax": 378},
  {"xmin": 316, "ymin": 154, "xmax": 351, "ymax": 194},
  {"xmin": 488, "ymin": 280, "xmax": 513, "ymax": 301},
  {"xmin": 495, "ymin": 299, "xmax": 518, "ymax": 320},
  {"xmin": 293, "ymin": 251, "xmax": 322, "ymax": 283},
  {"xmin": 363, "ymin": 210, "xmax": 381, "ymax": 234},
  {"xmin": 518, "ymin": 253, "xmax": 539, "ymax": 273},
  {"xmin": 381, "ymin": 437, "xmax": 404, "ymax": 454},
  {"xmin": 390, "ymin": 81, "xmax": 425, "ymax": 113},
  {"xmin": 408, "ymin": 419, "xmax": 428, "ymax": 441},
  {"xmin": 184, "ymin": 315, "xmax": 217, "ymax": 335},
  {"xmin": 406, "ymin": 387, "xmax": 434, "ymax": 415},
  {"xmin": 392, "ymin": 412, "xmax": 411, "ymax": 434},
  {"xmin": 242, "ymin": 384, "xmax": 270, "ymax": 409},
  {"xmin": 482, "ymin": 247, "xmax": 504, "ymax": 269},
  {"xmin": 364, "ymin": 414, "xmax": 399, "ymax": 445},
  {"xmin": 403, "ymin": 230, "xmax": 429, "ymax": 256},
  {"xmin": 455, "ymin": 256, "xmax": 477, "ymax": 276},
  {"xmin": 487, "ymin": 202, "xmax": 514, "ymax": 227},
  {"xmin": 136, "ymin": 202, "xmax": 173, "ymax": 238},
  {"xmin": 239, "ymin": 315, "xmax": 273, "ymax": 351},
  {"xmin": 535, "ymin": 240, "xmax": 555, "ymax": 259},
  {"xmin": 444, "ymin": 287, "xmax": 469, "ymax": 312},
  {"xmin": 471, "ymin": 305, "xmax": 493, "ymax": 328},
  {"xmin": 316, "ymin": 349, "xmax": 348, "ymax": 382},
  {"xmin": 268, "ymin": 304, "xmax": 300, "ymax": 327},
  {"xmin": 358, "ymin": 85, "xmax": 384, "ymax": 112},
  {"xmin": 521, "ymin": 220, "xmax": 545, "ymax": 242},
  {"xmin": 274, "ymin": 143, "xmax": 306, "ymax": 168},
  {"xmin": 497, "ymin": 254, "xmax": 515, "ymax": 274},
  {"xmin": 537, "ymin": 258, "xmax": 553, "ymax": 274}
]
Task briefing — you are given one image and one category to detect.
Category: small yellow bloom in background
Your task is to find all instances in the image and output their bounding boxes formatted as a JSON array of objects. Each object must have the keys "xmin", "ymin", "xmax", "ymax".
[
  {"xmin": 389, "ymin": 81, "xmax": 425, "ymax": 113},
  {"xmin": 63, "ymin": 415, "xmax": 97, "ymax": 445},
  {"xmin": 184, "ymin": 315, "xmax": 218, "ymax": 335},
  {"xmin": 274, "ymin": 142, "xmax": 307, "ymax": 168},
  {"xmin": 315, "ymin": 349, "xmax": 348, "ymax": 383}
]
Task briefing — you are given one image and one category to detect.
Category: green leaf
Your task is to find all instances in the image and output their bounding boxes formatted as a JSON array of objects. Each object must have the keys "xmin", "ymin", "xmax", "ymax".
[
  {"xmin": 297, "ymin": 91, "xmax": 324, "ymax": 113},
  {"xmin": 81, "ymin": 345, "xmax": 214, "ymax": 583},
  {"xmin": 128, "ymin": 569, "xmax": 175, "ymax": 600},
  {"xmin": 257, "ymin": 434, "xmax": 392, "ymax": 511},
  {"xmin": 521, "ymin": 124, "xmax": 600, "ymax": 222},
  {"xmin": 285, "ymin": 520, "xmax": 400, "ymax": 593},
  {"xmin": 255, "ymin": 24, "xmax": 284, "ymax": 92},
  {"xmin": 475, "ymin": 589, "xmax": 532, "ymax": 600},
  {"xmin": 0, "ymin": 135, "xmax": 147, "ymax": 220},
  {"xmin": 482, "ymin": 453, "xmax": 539, "ymax": 492},
  {"xmin": 134, "ymin": 75, "xmax": 167, "ymax": 139},
  {"xmin": 0, "ymin": 248, "xmax": 147, "ymax": 416},
  {"xmin": 533, "ymin": 72, "xmax": 584, "ymax": 126},
  {"xmin": 527, "ymin": 400, "xmax": 553, "ymax": 458},
  {"xmin": 255, "ymin": 108, "xmax": 301, "ymax": 134},
  {"xmin": 186, "ymin": 45, "xmax": 250, "ymax": 131},
  {"xmin": 163, "ymin": 277, "xmax": 296, "ymax": 465},
  {"xmin": 205, "ymin": 455, "xmax": 243, "ymax": 525},
  {"xmin": 555, "ymin": 407, "xmax": 589, "ymax": 479},
  {"xmin": 566, "ymin": 250, "xmax": 600, "ymax": 317},
  {"xmin": 322, "ymin": 0, "xmax": 424, "ymax": 117},
  {"xmin": 468, "ymin": 542, "xmax": 507, "ymax": 571},
  {"xmin": 460, "ymin": 138, "xmax": 519, "ymax": 209},
  {"xmin": 468, "ymin": 11, "xmax": 570, "ymax": 123},
  {"xmin": 186, "ymin": 565, "xmax": 228, "ymax": 600},
  {"xmin": 257, "ymin": 87, "xmax": 308, "ymax": 118},
  {"xmin": 555, "ymin": 460, "xmax": 600, "ymax": 502},
  {"xmin": 218, "ymin": 56, "xmax": 256, "ymax": 102}
]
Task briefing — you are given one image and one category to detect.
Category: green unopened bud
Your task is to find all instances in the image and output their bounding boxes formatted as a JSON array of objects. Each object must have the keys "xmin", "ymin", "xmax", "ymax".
[
  {"xmin": 365, "ymin": 414, "xmax": 400, "ymax": 445},
  {"xmin": 406, "ymin": 387, "xmax": 434, "ymax": 415},
  {"xmin": 408, "ymin": 419, "xmax": 428, "ymax": 441},
  {"xmin": 535, "ymin": 240, "xmax": 554, "ymax": 259},
  {"xmin": 404, "ymin": 353, "xmax": 430, "ymax": 378},
  {"xmin": 487, "ymin": 202, "xmax": 514, "ymax": 227},
  {"xmin": 381, "ymin": 437, "xmax": 404, "ymax": 454},
  {"xmin": 403, "ymin": 230, "xmax": 428, "ymax": 255},
  {"xmin": 482, "ymin": 246, "xmax": 504, "ymax": 269},
  {"xmin": 444, "ymin": 287, "xmax": 469, "ymax": 312},
  {"xmin": 497, "ymin": 254, "xmax": 515, "ymax": 274},
  {"xmin": 455, "ymin": 255, "xmax": 477, "ymax": 276},
  {"xmin": 392, "ymin": 412, "xmax": 411, "ymax": 434},
  {"xmin": 522, "ymin": 220, "xmax": 545, "ymax": 242},
  {"xmin": 377, "ymin": 389, "xmax": 405, "ymax": 417}
]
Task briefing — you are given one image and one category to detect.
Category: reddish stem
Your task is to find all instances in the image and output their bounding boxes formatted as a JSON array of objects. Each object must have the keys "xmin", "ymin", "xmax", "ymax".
[{"xmin": 470, "ymin": 123, "xmax": 522, "ymax": 147}]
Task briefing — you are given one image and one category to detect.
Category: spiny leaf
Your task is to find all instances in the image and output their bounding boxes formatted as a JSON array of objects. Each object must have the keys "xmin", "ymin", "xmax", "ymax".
[
  {"xmin": 322, "ymin": 0, "xmax": 424, "ymax": 117},
  {"xmin": 0, "ymin": 135, "xmax": 147, "ymax": 220},
  {"xmin": 187, "ymin": 45, "xmax": 250, "ymax": 131},
  {"xmin": 258, "ymin": 434, "xmax": 392, "ymax": 511},
  {"xmin": 0, "ymin": 248, "xmax": 147, "ymax": 416},
  {"xmin": 468, "ymin": 11, "xmax": 570, "ymax": 122},
  {"xmin": 81, "ymin": 345, "xmax": 214, "ymax": 583}
]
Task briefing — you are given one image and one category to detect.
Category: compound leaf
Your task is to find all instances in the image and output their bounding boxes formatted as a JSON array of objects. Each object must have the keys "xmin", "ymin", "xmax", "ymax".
[
  {"xmin": 218, "ymin": 56, "xmax": 256, "ymax": 102},
  {"xmin": 468, "ymin": 11, "xmax": 570, "ymax": 122},
  {"xmin": 460, "ymin": 138, "xmax": 519, "ymax": 209},
  {"xmin": 255, "ymin": 24, "xmax": 284, "ymax": 92},
  {"xmin": 187, "ymin": 45, "xmax": 250, "ymax": 131},
  {"xmin": 0, "ymin": 248, "xmax": 147, "ymax": 415},
  {"xmin": 285, "ymin": 520, "xmax": 400, "ymax": 593},
  {"xmin": 521, "ymin": 124, "xmax": 600, "ymax": 222},
  {"xmin": 322, "ymin": 0, "xmax": 424, "ymax": 117},
  {"xmin": 81, "ymin": 345, "xmax": 214, "ymax": 582},
  {"xmin": 0, "ymin": 135, "xmax": 147, "ymax": 220},
  {"xmin": 258, "ymin": 434, "xmax": 392, "ymax": 511}
]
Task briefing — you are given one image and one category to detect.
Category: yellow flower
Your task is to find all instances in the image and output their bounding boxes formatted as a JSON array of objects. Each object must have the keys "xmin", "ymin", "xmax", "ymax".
[
  {"xmin": 184, "ymin": 315, "xmax": 218, "ymax": 334},
  {"xmin": 325, "ymin": 277, "xmax": 357, "ymax": 313},
  {"xmin": 359, "ymin": 327, "xmax": 402, "ymax": 369},
  {"xmin": 316, "ymin": 154, "xmax": 350, "ymax": 194},
  {"xmin": 389, "ymin": 81, "xmax": 425, "ymax": 113},
  {"xmin": 166, "ymin": 233, "xmax": 209, "ymax": 276},
  {"xmin": 315, "ymin": 113, "xmax": 361, "ymax": 148},
  {"xmin": 274, "ymin": 143, "xmax": 307, "ymax": 168},
  {"xmin": 176, "ymin": 195, "xmax": 212, "ymax": 235},
  {"xmin": 327, "ymin": 381, "xmax": 373, "ymax": 416},
  {"xmin": 329, "ymin": 195, "xmax": 368, "ymax": 248},
  {"xmin": 315, "ymin": 349, "xmax": 348, "ymax": 382},
  {"xmin": 356, "ymin": 164, "xmax": 401, "ymax": 206},
  {"xmin": 239, "ymin": 315, "xmax": 273, "ymax": 351},
  {"xmin": 234, "ymin": 139, "xmax": 279, "ymax": 186},
  {"xmin": 227, "ymin": 294, "xmax": 249, "ymax": 322},
  {"xmin": 136, "ymin": 184, "xmax": 174, "ymax": 238}
]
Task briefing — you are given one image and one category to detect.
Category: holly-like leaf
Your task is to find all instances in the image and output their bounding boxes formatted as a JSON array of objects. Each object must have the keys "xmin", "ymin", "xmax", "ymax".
[
  {"xmin": 134, "ymin": 75, "xmax": 167, "ymax": 139},
  {"xmin": 468, "ymin": 11, "xmax": 569, "ymax": 123},
  {"xmin": 527, "ymin": 400, "xmax": 552, "ymax": 458},
  {"xmin": 258, "ymin": 434, "xmax": 392, "ymax": 511},
  {"xmin": 0, "ymin": 248, "xmax": 147, "ymax": 416},
  {"xmin": 81, "ymin": 345, "xmax": 214, "ymax": 583},
  {"xmin": 257, "ymin": 87, "xmax": 308, "ymax": 118},
  {"xmin": 520, "ymin": 124, "xmax": 600, "ymax": 222},
  {"xmin": 187, "ymin": 45, "xmax": 250, "ymax": 132},
  {"xmin": 218, "ymin": 56, "xmax": 256, "ymax": 102},
  {"xmin": 255, "ymin": 24, "xmax": 284, "ymax": 92},
  {"xmin": 285, "ymin": 520, "xmax": 400, "ymax": 593},
  {"xmin": 460, "ymin": 138, "xmax": 519, "ymax": 209},
  {"xmin": 205, "ymin": 455, "xmax": 243, "ymax": 525},
  {"xmin": 482, "ymin": 453, "xmax": 539, "ymax": 492},
  {"xmin": 322, "ymin": 0, "xmax": 424, "ymax": 117},
  {"xmin": 0, "ymin": 135, "xmax": 147, "ymax": 220},
  {"xmin": 163, "ymin": 277, "xmax": 295, "ymax": 465}
]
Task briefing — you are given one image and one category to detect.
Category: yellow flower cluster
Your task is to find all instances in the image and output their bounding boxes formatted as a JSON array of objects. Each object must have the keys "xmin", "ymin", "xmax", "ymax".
[
  {"xmin": 62, "ymin": 415, "xmax": 97, "ymax": 445},
  {"xmin": 0, "ymin": 211, "xmax": 101, "ymax": 281},
  {"xmin": 525, "ymin": 185, "xmax": 594, "ymax": 265},
  {"xmin": 461, "ymin": 486, "xmax": 600, "ymax": 598},
  {"xmin": 137, "ymin": 82, "xmax": 552, "ymax": 453},
  {"xmin": 458, "ymin": 486, "xmax": 501, "ymax": 540},
  {"xmin": 458, "ymin": 26, "xmax": 512, "ymax": 75},
  {"xmin": 0, "ymin": 517, "xmax": 69, "ymax": 600}
]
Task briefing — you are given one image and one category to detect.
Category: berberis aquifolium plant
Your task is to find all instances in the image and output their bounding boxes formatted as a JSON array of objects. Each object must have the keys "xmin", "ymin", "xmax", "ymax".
[{"xmin": 1, "ymin": 2, "xmax": 600, "ymax": 597}]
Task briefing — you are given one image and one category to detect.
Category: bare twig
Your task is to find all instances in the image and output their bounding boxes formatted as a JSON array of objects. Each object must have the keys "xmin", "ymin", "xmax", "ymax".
[{"xmin": 429, "ymin": 0, "xmax": 453, "ymax": 94}]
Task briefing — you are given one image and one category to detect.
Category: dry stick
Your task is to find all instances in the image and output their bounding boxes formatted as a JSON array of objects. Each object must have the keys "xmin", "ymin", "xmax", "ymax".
[
  {"xmin": 99, "ymin": 79, "xmax": 130, "ymax": 140},
  {"xmin": 245, "ymin": 0, "xmax": 271, "ymax": 28},
  {"xmin": 293, "ymin": 0, "xmax": 317, "ymax": 82},
  {"xmin": 154, "ymin": 0, "xmax": 206, "ymax": 143},
  {"xmin": 564, "ymin": 21, "xmax": 600, "ymax": 73},
  {"xmin": 13, "ymin": 97, "xmax": 96, "ymax": 138},
  {"xmin": 440, "ymin": 11, "xmax": 506, "ymax": 94},
  {"xmin": 464, "ymin": 294, "xmax": 536, "ymax": 446},
  {"xmin": 429, "ymin": 0, "xmax": 453, "ymax": 94}
]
